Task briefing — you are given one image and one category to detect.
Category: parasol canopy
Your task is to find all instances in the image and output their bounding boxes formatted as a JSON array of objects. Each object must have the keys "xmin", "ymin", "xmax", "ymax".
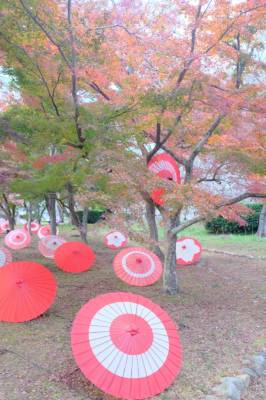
[
  {"xmin": 104, "ymin": 231, "xmax": 128, "ymax": 249},
  {"xmin": 37, "ymin": 225, "xmax": 59, "ymax": 240},
  {"xmin": 113, "ymin": 247, "xmax": 162, "ymax": 286},
  {"xmin": 71, "ymin": 292, "xmax": 182, "ymax": 399},
  {"xmin": 148, "ymin": 153, "xmax": 181, "ymax": 183},
  {"xmin": 0, "ymin": 220, "xmax": 10, "ymax": 233},
  {"xmin": 4, "ymin": 229, "xmax": 31, "ymax": 250},
  {"xmin": 176, "ymin": 237, "xmax": 202, "ymax": 265},
  {"xmin": 0, "ymin": 247, "xmax": 12, "ymax": 268},
  {"xmin": 38, "ymin": 235, "xmax": 66, "ymax": 258},
  {"xmin": 0, "ymin": 261, "xmax": 57, "ymax": 322},
  {"xmin": 148, "ymin": 153, "xmax": 181, "ymax": 206},
  {"xmin": 54, "ymin": 241, "xmax": 95, "ymax": 273},
  {"xmin": 24, "ymin": 221, "xmax": 40, "ymax": 234}
]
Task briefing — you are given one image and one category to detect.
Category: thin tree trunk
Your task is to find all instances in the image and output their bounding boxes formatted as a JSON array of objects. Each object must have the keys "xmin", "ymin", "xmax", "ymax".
[
  {"xmin": 27, "ymin": 202, "xmax": 33, "ymax": 234},
  {"xmin": 257, "ymin": 204, "xmax": 266, "ymax": 237},
  {"xmin": 80, "ymin": 207, "xmax": 88, "ymax": 243},
  {"xmin": 145, "ymin": 200, "xmax": 164, "ymax": 261},
  {"xmin": 46, "ymin": 193, "xmax": 57, "ymax": 235},
  {"xmin": 1, "ymin": 194, "xmax": 16, "ymax": 230},
  {"xmin": 7, "ymin": 206, "xmax": 15, "ymax": 231},
  {"xmin": 66, "ymin": 183, "xmax": 80, "ymax": 226},
  {"xmin": 163, "ymin": 212, "xmax": 181, "ymax": 295}
]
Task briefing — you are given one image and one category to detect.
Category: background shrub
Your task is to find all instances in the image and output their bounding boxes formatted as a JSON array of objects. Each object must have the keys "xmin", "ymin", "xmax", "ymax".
[
  {"xmin": 205, "ymin": 203, "xmax": 263, "ymax": 234},
  {"xmin": 76, "ymin": 208, "xmax": 106, "ymax": 224}
]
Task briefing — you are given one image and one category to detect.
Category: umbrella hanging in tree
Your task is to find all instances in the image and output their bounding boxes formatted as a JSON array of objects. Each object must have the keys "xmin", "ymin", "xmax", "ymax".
[
  {"xmin": 24, "ymin": 221, "xmax": 40, "ymax": 234},
  {"xmin": 148, "ymin": 153, "xmax": 181, "ymax": 206},
  {"xmin": 71, "ymin": 292, "xmax": 182, "ymax": 399},
  {"xmin": 0, "ymin": 261, "xmax": 57, "ymax": 322},
  {"xmin": 148, "ymin": 152, "xmax": 181, "ymax": 183},
  {"xmin": 4, "ymin": 229, "xmax": 31, "ymax": 250},
  {"xmin": 176, "ymin": 237, "xmax": 202, "ymax": 266},
  {"xmin": 104, "ymin": 231, "xmax": 128, "ymax": 249},
  {"xmin": 38, "ymin": 235, "xmax": 66, "ymax": 259},
  {"xmin": 0, "ymin": 247, "xmax": 12, "ymax": 267},
  {"xmin": 54, "ymin": 241, "xmax": 95, "ymax": 273},
  {"xmin": 113, "ymin": 247, "xmax": 162, "ymax": 286}
]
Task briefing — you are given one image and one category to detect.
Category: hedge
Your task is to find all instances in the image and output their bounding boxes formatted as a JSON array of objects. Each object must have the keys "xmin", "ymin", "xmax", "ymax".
[
  {"xmin": 205, "ymin": 203, "xmax": 263, "ymax": 234},
  {"xmin": 76, "ymin": 209, "xmax": 106, "ymax": 224}
]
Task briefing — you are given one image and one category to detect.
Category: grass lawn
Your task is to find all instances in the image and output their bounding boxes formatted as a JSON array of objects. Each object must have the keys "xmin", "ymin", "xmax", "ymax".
[
  {"xmin": 179, "ymin": 224, "xmax": 266, "ymax": 257},
  {"xmin": 0, "ymin": 227, "xmax": 265, "ymax": 400}
]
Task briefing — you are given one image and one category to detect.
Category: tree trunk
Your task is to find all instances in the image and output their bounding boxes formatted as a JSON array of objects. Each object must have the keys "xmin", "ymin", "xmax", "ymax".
[
  {"xmin": 163, "ymin": 231, "xmax": 179, "ymax": 294},
  {"xmin": 7, "ymin": 207, "xmax": 15, "ymax": 231},
  {"xmin": 66, "ymin": 183, "xmax": 80, "ymax": 226},
  {"xmin": 163, "ymin": 212, "xmax": 181, "ymax": 295},
  {"xmin": 257, "ymin": 204, "xmax": 266, "ymax": 237},
  {"xmin": 27, "ymin": 202, "xmax": 33, "ymax": 234},
  {"xmin": 1, "ymin": 194, "xmax": 16, "ymax": 230},
  {"xmin": 80, "ymin": 207, "xmax": 88, "ymax": 243},
  {"xmin": 145, "ymin": 200, "xmax": 165, "ymax": 261},
  {"xmin": 46, "ymin": 193, "xmax": 57, "ymax": 235}
]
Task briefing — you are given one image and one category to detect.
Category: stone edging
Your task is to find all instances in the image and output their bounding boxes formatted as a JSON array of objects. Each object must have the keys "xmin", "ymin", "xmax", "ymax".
[
  {"xmin": 205, "ymin": 348, "xmax": 266, "ymax": 400},
  {"xmin": 204, "ymin": 248, "xmax": 266, "ymax": 260}
]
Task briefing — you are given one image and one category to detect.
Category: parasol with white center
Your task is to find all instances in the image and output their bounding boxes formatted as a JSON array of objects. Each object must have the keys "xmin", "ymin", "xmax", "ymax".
[
  {"xmin": 176, "ymin": 237, "xmax": 202, "ymax": 266},
  {"xmin": 4, "ymin": 229, "xmax": 31, "ymax": 250},
  {"xmin": 24, "ymin": 221, "xmax": 40, "ymax": 234},
  {"xmin": 113, "ymin": 247, "xmax": 162, "ymax": 286},
  {"xmin": 71, "ymin": 292, "xmax": 182, "ymax": 399},
  {"xmin": 104, "ymin": 231, "xmax": 128, "ymax": 249},
  {"xmin": 38, "ymin": 235, "xmax": 66, "ymax": 258}
]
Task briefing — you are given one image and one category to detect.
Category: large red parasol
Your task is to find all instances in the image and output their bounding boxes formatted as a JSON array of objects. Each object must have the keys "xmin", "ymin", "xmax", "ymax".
[
  {"xmin": 37, "ymin": 225, "xmax": 59, "ymax": 240},
  {"xmin": 71, "ymin": 292, "xmax": 182, "ymax": 399},
  {"xmin": 176, "ymin": 237, "xmax": 202, "ymax": 266},
  {"xmin": 4, "ymin": 229, "xmax": 31, "ymax": 250},
  {"xmin": 104, "ymin": 231, "xmax": 128, "ymax": 250},
  {"xmin": 24, "ymin": 221, "xmax": 40, "ymax": 234},
  {"xmin": 0, "ymin": 261, "xmax": 57, "ymax": 322},
  {"xmin": 0, "ymin": 247, "xmax": 12, "ymax": 268},
  {"xmin": 113, "ymin": 247, "xmax": 162, "ymax": 286},
  {"xmin": 38, "ymin": 235, "xmax": 66, "ymax": 259},
  {"xmin": 54, "ymin": 241, "xmax": 95, "ymax": 273}
]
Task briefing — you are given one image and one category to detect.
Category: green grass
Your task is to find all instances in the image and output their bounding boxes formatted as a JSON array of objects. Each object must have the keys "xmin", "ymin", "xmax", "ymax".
[{"xmin": 178, "ymin": 223, "xmax": 266, "ymax": 257}]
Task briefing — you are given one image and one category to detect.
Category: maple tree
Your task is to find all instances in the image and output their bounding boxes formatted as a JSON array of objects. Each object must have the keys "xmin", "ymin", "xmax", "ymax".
[{"xmin": 0, "ymin": 1, "xmax": 265, "ymax": 294}]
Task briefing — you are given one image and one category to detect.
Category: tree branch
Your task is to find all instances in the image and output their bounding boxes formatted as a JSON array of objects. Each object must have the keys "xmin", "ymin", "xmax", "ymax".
[
  {"xmin": 188, "ymin": 115, "xmax": 225, "ymax": 165},
  {"xmin": 171, "ymin": 192, "xmax": 266, "ymax": 234}
]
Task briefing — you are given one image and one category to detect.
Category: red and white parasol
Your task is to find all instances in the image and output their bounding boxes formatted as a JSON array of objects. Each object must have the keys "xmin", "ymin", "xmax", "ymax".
[
  {"xmin": 38, "ymin": 235, "xmax": 66, "ymax": 259},
  {"xmin": 0, "ymin": 261, "xmax": 57, "ymax": 322},
  {"xmin": 4, "ymin": 229, "xmax": 31, "ymax": 250},
  {"xmin": 37, "ymin": 225, "xmax": 59, "ymax": 240},
  {"xmin": 148, "ymin": 153, "xmax": 181, "ymax": 206},
  {"xmin": 0, "ymin": 247, "xmax": 12, "ymax": 268},
  {"xmin": 148, "ymin": 153, "xmax": 181, "ymax": 183},
  {"xmin": 113, "ymin": 247, "xmax": 162, "ymax": 286},
  {"xmin": 0, "ymin": 220, "xmax": 10, "ymax": 232},
  {"xmin": 54, "ymin": 241, "xmax": 95, "ymax": 273},
  {"xmin": 71, "ymin": 292, "xmax": 182, "ymax": 399},
  {"xmin": 176, "ymin": 237, "xmax": 202, "ymax": 266},
  {"xmin": 24, "ymin": 221, "xmax": 40, "ymax": 234},
  {"xmin": 104, "ymin": 231, "xmax": 128, "ymax": 249}
]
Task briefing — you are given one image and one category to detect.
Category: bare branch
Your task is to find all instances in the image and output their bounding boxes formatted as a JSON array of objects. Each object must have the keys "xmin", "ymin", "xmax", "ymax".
[
  {"xmin": 188, "ymin": 115, "xmax": 225, "ymax": 165},
  {"xmin": 19, "ymin": 0, "xmax": 71, "ymax": 68}
]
